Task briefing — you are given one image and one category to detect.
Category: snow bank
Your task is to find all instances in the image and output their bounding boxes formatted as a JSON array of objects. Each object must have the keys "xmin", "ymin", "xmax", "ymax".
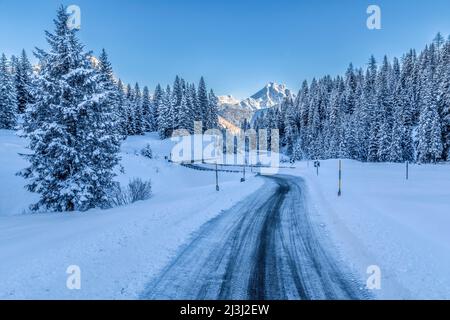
[
  {"xmin": 284, "ymin": 160, "xmax": 450, "ymax": 299},
  {"xmin": 0, "ymin": 131, "xmax": 263, "ymax": 299},
  {"xmin": 0, "ymin": 130, "xmax": 39, "ymax": 216}
]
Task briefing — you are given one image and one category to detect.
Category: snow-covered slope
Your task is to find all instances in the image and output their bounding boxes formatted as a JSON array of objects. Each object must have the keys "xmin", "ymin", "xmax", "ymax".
[
  {"xmin": 0, "ymin": 130, "xmax": 263, "ymax": 299},
  {"xmin": 218, "ymin": 95, "xmax": 240, "ymax": 106},
  {"xmin": 283, "ymin": 160, "xmax": 450, "ymax": 299},
  {"xmin": 218, "ymin": 115, "xmax": 241, "ymax": 135},
  {"xmin": 0, "ymin": 130, "xmax": 39, "ymax": 216}
]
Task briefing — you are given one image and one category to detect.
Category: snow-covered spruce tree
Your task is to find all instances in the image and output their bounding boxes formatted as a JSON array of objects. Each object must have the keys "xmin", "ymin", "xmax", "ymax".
[
  {"xmin": 365, "ymin": 57, "xmax": 381, "ymax": 162},
  {"xmin": 14, "ymin": 50, "xmax": 33, "ymax": 114},
  {"xmin": 186, "ymin": 84, "xmax": 198, "ymax": 133},
  {"xmin": 188, "ymin": 83, "xmax": 199, "ymax": 123},
  {"xmin": 170, "ymin": 75, "xmax": 183, "ymax": 132},
  {"xmin": 133, "ymin": 83, "xmax": 144, "ymax": 135},
  {"xmin": 440, "ymin": 63, "xmax": 450, "ymax": 160},
  {"xmin": 376, "ymin": 56, "xmax": 395, "ymax": 162},
  {"xmin": 172, "ymin": 76, "xmax": 183, "ymax": 109},
  {"xmin": 284, "ymin": 95, "xmax": 298, "ymax": 156},
  {"xmin": 197, "ymin": 77, "xmax": 209, "ymax": 131},
  {"xmin": 389, "ymin": 96, "xmax": 406, "ymax": 163},
  {"xmin": 344, "ymin": 63, "xmax": 357, "ymax": 115},
  {"xmin": 158, "ymin": 85, "xmax": 172, "ymax": 139},
  {"xmin": 345, "ymin": 115, "xmax": 358, "ymax": 159},
  {"xmin": 20, "ymin": 7, "xmax": 121, "ymax": 212},
  {"xmin": 291, "ymin": 138, "xmax": 304, "ymax": 161},
  {"xmin": 151, "ymin": 84, "xmax": 163, "ymax": 132},
  {"xmin": 0, "ymin": 53, "xmax": 17, "ymax": 129},
  {"xmin": 399, "ymin": 50, "xmax": 418, "ymax": 162},
  {"xmin": 437, "ymin": 38, "xmax": 450, "ymax": 160},
  {"xmin": 97, "ymin": 49, "xmax": 125, "ymax": 141},
  {"xmin": 116, "ymin": 79, "xmax": 128, "ymax": 136},
  {"xmin": 178, "ymin": 90, "xmax": 193, "ymax": 133},
  {"xmin": 417, "ymin": 57, "xmax": 443, "ymax": 163},
  {"xmin": 296, "ymin": 80, "xmax": 310, "ymax": 158},
  {"xmin": 327, "ymin": 87, "xmax": 341, "ymax": 158},
  {"xmin": 352, "ymin": 75, "xmax": 365, "ymax": 161},
  {"xmin": 142, "ymin": 86, "xmax": 152, "ymax": 132},
  {"xmin": 10, "ymin": 55, "xmax": 19, "ymax": 74},
  {"xmin": 125, "ymin": 84, "xmax": 136, "ymax": 135},
  {"xmin": 207, "ymin": 89, "xmax": 219, "ymax": 129},
  {"xmin": 166, "ymin": 82, "xmax": 179, "ymax": 134}
]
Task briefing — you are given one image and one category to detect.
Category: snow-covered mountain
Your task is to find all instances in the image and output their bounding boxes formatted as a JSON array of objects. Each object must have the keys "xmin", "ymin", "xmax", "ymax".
[
  {"xmin": 241, "ymin": 82, "xmax": 293, "ymax": 111},
  {"xmin": 218, "ymin": 95, "xmax": 241, "ymax": 106},
  {"xmin": 218, "ymin": 82, "xmax": 294, "ymax": 126}
]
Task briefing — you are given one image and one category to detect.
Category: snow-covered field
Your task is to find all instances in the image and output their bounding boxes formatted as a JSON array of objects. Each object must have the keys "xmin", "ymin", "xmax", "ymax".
[
  {"xmin": 284, "ymin": 160, "xmax": 450, "ymax": 299},
  {"xmin": 2, "ymin": 128, "xmax": 450, "ymax": 299},
  {"xmin": 0, "ymin": 130, "xmax": 263, "ymax": 299}
]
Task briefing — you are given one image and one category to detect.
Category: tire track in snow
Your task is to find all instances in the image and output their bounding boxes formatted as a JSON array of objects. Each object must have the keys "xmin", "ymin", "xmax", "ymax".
[{"xmin": 141, "ymin": 175, "xmax": 369, "ymax": 300}]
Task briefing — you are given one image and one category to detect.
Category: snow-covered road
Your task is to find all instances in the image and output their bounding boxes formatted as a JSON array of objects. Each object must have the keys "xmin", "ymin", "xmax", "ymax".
[{"xmin": 142, "ymin": 175, "xmax": 369, "ymax": 300}]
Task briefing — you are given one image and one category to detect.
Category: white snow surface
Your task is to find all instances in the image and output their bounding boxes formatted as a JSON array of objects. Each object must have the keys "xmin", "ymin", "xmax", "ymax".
[
  {"xmin": 217, "ymin": 95, "xmax": 241, "ymax": 106},
  {"xmin": 2, "ymin": 128, "xmax": 450, "ymax": 299},
  {"xmin": 0, "ymin": 130, "xmax": 263, "ymax": 299},
  {"xmin": 282, "ymin": 160, "xmax": 450, "ymax": 299}
]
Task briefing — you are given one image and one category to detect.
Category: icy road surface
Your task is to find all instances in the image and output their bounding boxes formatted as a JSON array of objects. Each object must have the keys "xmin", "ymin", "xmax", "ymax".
[{"xmin": 142, "ymin": 175, "xmax": 369, "ymax": 300}]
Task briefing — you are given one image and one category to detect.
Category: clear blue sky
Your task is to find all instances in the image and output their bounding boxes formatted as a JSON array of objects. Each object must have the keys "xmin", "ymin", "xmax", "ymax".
[{"xmin": 1, "ymin": 0, "xmax": 450, "ymax": 98}]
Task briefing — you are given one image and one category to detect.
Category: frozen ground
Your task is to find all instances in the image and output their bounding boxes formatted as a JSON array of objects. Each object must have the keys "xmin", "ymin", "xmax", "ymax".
[
  {"xmin": 143, "ymin": 174, "xmax": 369, "ymax": 300},
  {"xmin": 281, "ymin": 160, "xmax": 450, "ymax": 299},
  {"xmin": 0, "ymin": 130, "xmax": 263, "ymax": 299},
  {"xmin": 1, "ymin": 129, "xmax": 450, "ymax": 299}
]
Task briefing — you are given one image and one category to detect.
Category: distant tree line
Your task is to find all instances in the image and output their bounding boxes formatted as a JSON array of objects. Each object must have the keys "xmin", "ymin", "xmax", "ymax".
[
  {"xmin": 0, "ymin": 55, "xmax": 219, "ymax": 140},
  {"xmin": 254, "ymin": 33, "xmax": 450, "ymax": 164}
]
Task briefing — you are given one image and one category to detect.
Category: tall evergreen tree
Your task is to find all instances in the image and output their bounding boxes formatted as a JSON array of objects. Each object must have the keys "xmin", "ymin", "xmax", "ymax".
[
  {"xmin": 125, "ymin": 83, "xmax": 135, "ymax": 135},
  {"xmin": 158, "ymin": 85, "xmax": 172, "ymax": 138},
  {"xmin": 197, "ymin": 77, "xmax": 208, "ymax": 131},
  {"xmin": 207, "ymin": 89, "xmax": 219, "ymax": 129},
  {"xmin": 437, "ymin": 38, "xmax": 450, "ymax": 160},
  {"xmin": 21, "ymin": 7, "xmax": 121, "ymax": 212},
  {"xmin": 344, "ymin": 63, "xmax": 357, "ymax": 115},
  {"xmin": 0, "ymin": 53, "xmax": 17, "ymax": 129},
  {"xmin": 178, "ymin": 91, "xmax": 193, "ymax": 132},
  {"xmin": 377, "ymin": 56, "xmax": 395, "ymax": 161},
  {"xmin": 417, "ymin": 61, "xmax": 443, "ymax": 163},
  {"xmin": 151, "ymin": 84, "xmax": 163, "ymax": 132},
  {"xmin": 116, "ymin": 79, "xmax": 128, "ymax": 136},
  {"xmin": 390, "ymin": 97, "xmax": 405, "ymax": 162},
  {"xmin": 97, "ymin": 49, "xmax": 123, "ymax": 139},
  {"xmin": 14, "ymin": 50, "xmax": 33, "ymax": 114},
  {"xmin": 133, "ymin": 83, "xmax": 144, "ymax": 135},
  {"xmin": 142, "ymin": 86, "xmax": 152, "ymax": 132},
  {"xmin": 171, "ymin": 75, "xmax": 184, "ymax": 131}
]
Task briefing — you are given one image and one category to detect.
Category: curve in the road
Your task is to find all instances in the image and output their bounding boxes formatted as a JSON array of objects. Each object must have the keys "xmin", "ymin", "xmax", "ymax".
[{"xmin": 141, "ymin": 175, "xmax": 370, "ymax": 300}]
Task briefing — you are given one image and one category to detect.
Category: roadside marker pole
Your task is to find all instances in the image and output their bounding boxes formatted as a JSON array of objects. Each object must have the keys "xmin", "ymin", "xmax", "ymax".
[
  {"xmin": 406, "ymin": 161, "xmax": 409, "ymax": 180},
  {"xmin": 215, "ymin": 162, "xmax": 219, "ymax": 191},
  {"xmin": 338, "ymin": 160, "xmax": 342, "ymax": 197},
  {"xmin": 313, "ymin": 160, "xmax": 320, "ymax": 176}
]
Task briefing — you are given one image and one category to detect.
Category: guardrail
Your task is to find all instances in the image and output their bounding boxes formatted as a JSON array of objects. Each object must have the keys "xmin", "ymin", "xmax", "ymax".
[{"xmin": 179, "ymin": 163, "xmax": 242, "ymax": 173}]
